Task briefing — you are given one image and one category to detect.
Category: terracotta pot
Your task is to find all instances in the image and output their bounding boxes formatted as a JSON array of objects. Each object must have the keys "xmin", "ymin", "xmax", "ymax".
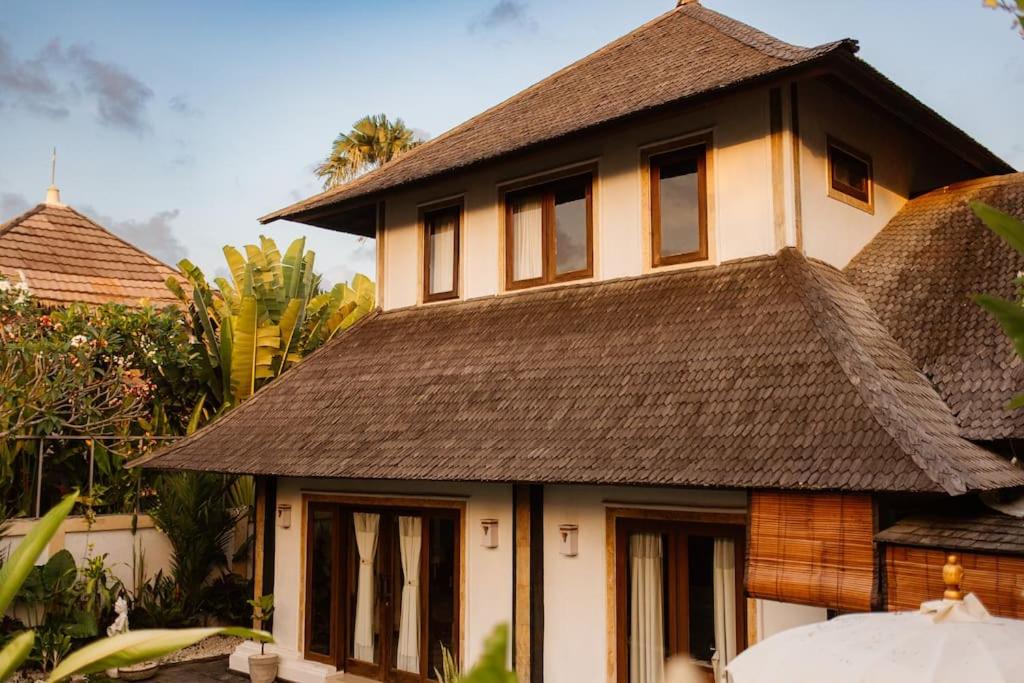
[{"xmin": 248, "ymin": 652, "xmax": 279, "ymax": 683}]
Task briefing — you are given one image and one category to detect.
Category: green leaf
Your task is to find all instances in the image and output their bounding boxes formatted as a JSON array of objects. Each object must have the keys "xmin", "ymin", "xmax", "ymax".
[
  {"xmin": 187, "ymin": 394, "xmax": 207, "ymax": 435},
  {"xmin": 974, "ymin": 294, "xmax": 1024, "ymax": 359},
  {"xmin": 1007, "ymin": 393, "xmax": 1024, "ymax": 410},
  {"xmin": 457, "ymin": 624, "xmax": 515, "ymax": 683},
  {"xmin": 0, "ymin": 630, "xmax": 35, "ymax": 680},
  {"xmin": 47, "ymin": 627, "xmax": 272, "ymax": 681},
  {"xmin": 0, "ymin": 492, "xmax": 77, "ymax": 615},
  {"xmin": 971, "ymin": 201, "xmax": 1024, "ymax": 258}
]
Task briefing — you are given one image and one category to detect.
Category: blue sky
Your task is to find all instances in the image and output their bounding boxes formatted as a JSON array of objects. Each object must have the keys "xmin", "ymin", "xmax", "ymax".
[{"xmin": 1, "ymin": 0, "xmax": 1021, "ymax": 285}]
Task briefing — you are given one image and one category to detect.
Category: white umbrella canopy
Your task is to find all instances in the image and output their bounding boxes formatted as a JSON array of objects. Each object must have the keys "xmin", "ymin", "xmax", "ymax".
[{"xmin": 728, "ymin": 555, "xmax": 1024, "ymax": 683}]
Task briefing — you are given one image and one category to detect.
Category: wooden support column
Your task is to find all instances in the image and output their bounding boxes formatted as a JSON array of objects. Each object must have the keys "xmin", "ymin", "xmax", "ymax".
[
  {"xmin": 252, "ymin": 475, "xmax": 277, "ymax": 630},
  {"xmin": 513, "ymin": 484, "xmax": 544, "ymax": 682}
]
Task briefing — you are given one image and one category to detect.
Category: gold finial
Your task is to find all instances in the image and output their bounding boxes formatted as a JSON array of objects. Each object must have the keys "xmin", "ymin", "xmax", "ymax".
[{"xmin": 943, "ymin": 553, "xmax": 964, "ymax": 600}]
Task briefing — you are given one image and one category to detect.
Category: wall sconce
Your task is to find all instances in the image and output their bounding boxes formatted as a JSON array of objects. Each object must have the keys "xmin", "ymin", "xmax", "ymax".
[
  {"xmin": 559, "ymin": 524, "xmax": 579, "ymax": 557},
  {"xmin": 276, "ymin": 504, "xmax": 291, "ymax": 529},
  {"xmin": 481, "ymin": 518, "xmax": 499, "ymax": 548}
]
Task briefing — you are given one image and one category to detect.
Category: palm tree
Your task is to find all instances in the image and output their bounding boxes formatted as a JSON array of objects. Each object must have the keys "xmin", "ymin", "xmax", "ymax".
[{"xmin": 315, "ymin": 114, "xmax": 422, "ymax": 189}]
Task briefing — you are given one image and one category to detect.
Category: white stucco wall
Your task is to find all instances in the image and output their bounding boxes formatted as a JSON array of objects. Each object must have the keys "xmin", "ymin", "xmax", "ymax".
[
  {"xmin": 380, "ymin": 87, "xmax": 775, "ymax": 311},
  {"xmin": 0, "ymin": 514, "xmax": 174, "ymax": 595},
  {"xmin": 754, "ymin": 599, "xmax": 829, "ymax": 640},
  {"xmin": 795, "ymin": 78, "xmax": 913, "ymax": 268}
]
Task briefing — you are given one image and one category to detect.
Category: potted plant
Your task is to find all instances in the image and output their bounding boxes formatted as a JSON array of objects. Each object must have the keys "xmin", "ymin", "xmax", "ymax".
[{"xmin": 246, "ymin": 594, "xmax": 276, "ymax": 683}]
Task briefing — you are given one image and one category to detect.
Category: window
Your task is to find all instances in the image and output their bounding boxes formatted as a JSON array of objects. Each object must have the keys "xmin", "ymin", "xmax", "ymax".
[
  {"xmin": 649, "ymin": 144, "xmax": 708, "ymax": 267},
  {"xmin": 422, "ymin": 204, "xmax": 460, "ymax": 302},
  {"xmin": 304, "ymin": 500, "xmax": 461, "ymax": 682},
  {"xmin": 504, "ymin": 172, "xmax": 593, "ymax": 289},
  {"xmin": 615, "ymin": 518, "xmax": 745, "ymax": 683},
  {"xmin": 827, "ymin": 137, "xmax": 873, "ymax": 212}
]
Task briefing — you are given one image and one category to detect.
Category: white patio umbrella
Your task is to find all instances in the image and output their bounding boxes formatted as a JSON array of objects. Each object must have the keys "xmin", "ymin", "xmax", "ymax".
[{"xmin": 728, "ymin": 554, "xmax": 1024, "ymax": 683}]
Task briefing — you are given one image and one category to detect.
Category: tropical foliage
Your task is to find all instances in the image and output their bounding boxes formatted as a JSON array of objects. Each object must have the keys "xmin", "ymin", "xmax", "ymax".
[
  {"xmin": 168, "ymin": 235, "xmax": 375, "ymax": 419},
  {"xmin": 0, "ymin": 281, "xmax": 200, "ymax": 515},
  {"xmin": 985, "ymin": 0, "xmax": 1024, "ymax": 35},
  {"xmin": 315, "ymin": 113, "xmax": 423, "ymax": 188},
  {"xmin": 454, "ymin": 624, "xmax": 516, "ymax": 683},
  {"xmin": 0, "ymin": 492, "xmax": 270, "ymax": 681},
  {"xmin": 972, "ymin": 201, "xmax": 1024, "ymax": 409}
]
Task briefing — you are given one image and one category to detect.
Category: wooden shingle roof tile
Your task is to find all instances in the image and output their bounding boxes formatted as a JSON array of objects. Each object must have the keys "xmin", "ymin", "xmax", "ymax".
[
  {"xmin": 0, "ymin": 203, "xmax": 181, "ymax": 307},
  {"xmin": 846, "ymin": 173, "xmax": 1024, "ymax": 441},
  {"xmin": 137, "ymin": 249, "xmax": 1024, "ymax": 494}
]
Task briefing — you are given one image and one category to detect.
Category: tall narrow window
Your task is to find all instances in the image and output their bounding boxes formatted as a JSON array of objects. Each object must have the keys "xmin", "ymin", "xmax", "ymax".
[
  {"xmin": 650, "ymin": 145, "xmax": 708, "ymax": 267},
  {"xmin": 505, "ymin": 172, "xmax": 593, "ymax": 289},
  {"xmin": 827, "ymin": 137, "xmax": 873, "ymax": 213},
  {"xmin": 304, "ymin": 504, "xmax": 338, "ymax": 664},
  {"xmin": 423, "ymin": 204, "xmax": 460, "ymax": 302}
]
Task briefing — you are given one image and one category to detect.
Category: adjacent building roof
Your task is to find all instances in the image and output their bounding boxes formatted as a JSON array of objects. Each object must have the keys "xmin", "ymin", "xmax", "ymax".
[
  {"xmin": 261, "ymin": 2, "xmax": 1008, "ymax": 232},
  {"xmin": 0, "ymin": 202, "xmax": 180, "ymax": 307},
  {"xmin": 137, "ymin": 248, "xmax": 1024, "ymax": 495},
  {"xmin": 876, "ymin": 512, "xmax": 1024, "ymax": 557},
  {"xmin": 846, "ymin": 173, "xmax": 1024, "ymax": 442}
]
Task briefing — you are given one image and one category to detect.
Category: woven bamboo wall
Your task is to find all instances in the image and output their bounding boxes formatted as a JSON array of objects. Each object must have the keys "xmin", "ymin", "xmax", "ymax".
[
  {"xmin": 886, "ymin": 546, "xmax": 1024, "ymax": 618},
  {"xmin": 747, "ymin": 491, "xmax": 875, "ymax": 611}
]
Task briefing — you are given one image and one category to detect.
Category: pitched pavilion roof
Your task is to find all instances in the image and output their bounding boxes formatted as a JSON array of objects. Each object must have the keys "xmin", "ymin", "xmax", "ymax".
[
  {"xmin": 136, "ymin": 249, "xmax": 1024, "ymax": 495},
  {"xmin": 846, "ymin": 173, "xmax": 1024, "ymax": 442},
  {"xmin": 0, "ymin": 202, "xmax": 180, "ymax": 307},
  {"xmin": 261, "ymin": 2, "xmax": 1008, "ymax": 232}
]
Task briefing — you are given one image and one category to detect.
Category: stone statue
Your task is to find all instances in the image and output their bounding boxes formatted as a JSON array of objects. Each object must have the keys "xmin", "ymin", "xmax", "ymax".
[{"xmin": 108, "ymin": 595, "xmax": 129, "ymax": 637}]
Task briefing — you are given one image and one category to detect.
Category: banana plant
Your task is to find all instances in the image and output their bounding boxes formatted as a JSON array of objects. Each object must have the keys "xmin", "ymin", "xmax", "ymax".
[
  {"xmin": 167, "ymin": 235, "xmax": 375, "ymax": 417},
  {"xmin": 971, "ymin": 201, "xmax": 1024, "ymax": 409},
  {"xmin": 0, "ymin": 492, "xmax": 271, "ymax": 681}
]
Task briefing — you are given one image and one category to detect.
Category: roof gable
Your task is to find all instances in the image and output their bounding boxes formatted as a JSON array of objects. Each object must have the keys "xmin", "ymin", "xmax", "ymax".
[
  {"xmin": 846, "ymin": 173, "xmax": 1024, "ymax": 441},
  {"xmin": 138, "ymin": 249, "xmax": 1024, "ymax": 494},
  {"xmin": 0, "ymin": 203, "xmax": 181, "ymax": 307}
]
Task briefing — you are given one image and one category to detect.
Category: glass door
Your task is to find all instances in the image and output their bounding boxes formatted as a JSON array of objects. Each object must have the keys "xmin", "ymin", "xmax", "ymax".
[{"xmin": 304, "ymin": 502, "xmax": 460, "ymax": 682}]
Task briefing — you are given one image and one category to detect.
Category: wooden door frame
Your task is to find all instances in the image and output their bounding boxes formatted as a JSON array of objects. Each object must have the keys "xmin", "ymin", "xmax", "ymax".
[
  {"xmin": 301, "ymin": 495, "xmax": 464, "ymax": 682},
  {"xmin": 609, "ymin": 508, "xmax": 746, "ymax": 683}
]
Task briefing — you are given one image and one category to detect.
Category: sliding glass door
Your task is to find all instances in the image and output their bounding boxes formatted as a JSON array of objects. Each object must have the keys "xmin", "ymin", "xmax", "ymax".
[{"xmin": 305, "ymin": 502, "xmax": 460, "ymax": 682}]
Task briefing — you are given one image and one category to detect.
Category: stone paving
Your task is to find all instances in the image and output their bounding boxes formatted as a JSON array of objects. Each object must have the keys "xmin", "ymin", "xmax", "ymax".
[{"xmin": 149, "ymin": 658, "xmax": 247, "ymax": 682}]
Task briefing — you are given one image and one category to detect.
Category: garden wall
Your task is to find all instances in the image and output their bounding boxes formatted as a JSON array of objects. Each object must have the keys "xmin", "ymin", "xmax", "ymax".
[{"xmin": 0, "ymin": 514, "xmax": 173, "ymax": 594}]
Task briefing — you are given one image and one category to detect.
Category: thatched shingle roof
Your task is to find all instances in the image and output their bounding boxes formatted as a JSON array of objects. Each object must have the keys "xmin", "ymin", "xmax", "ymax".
[
  {"xmin": 0, "ymin": 203, "xmax": 180, "ymax": 308},
  {"xmin": 261, "ymin": 3, "xmax": 1008, "ymax": 233},
  {"xmin": 136, "ymin": 249, "xmax": 1024, "ymax": 494},
  {"xmin": 846, "ymin": 173, "xmax": 1024, "ymax": 442}
]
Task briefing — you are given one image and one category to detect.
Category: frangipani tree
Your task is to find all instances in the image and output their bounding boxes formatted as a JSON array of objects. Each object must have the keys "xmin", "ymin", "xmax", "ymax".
[{"xmin": 167, "ymin": 236, "xmax": 375, "ymax": 418}]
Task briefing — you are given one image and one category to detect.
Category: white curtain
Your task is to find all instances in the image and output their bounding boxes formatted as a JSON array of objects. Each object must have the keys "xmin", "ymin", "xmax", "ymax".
[
  {"xmin": 352, "ymin": 512, "xmax": 380, "ymax": 662},
  {"xmin": 512, "ymin": 196, "xmax": 543, "ymax": 281},
  {"xmin": 396, "ymin": 516, "xmax": 423, "ymax": 673},
  {"xmin": 712, "ymin": 538, "xmax": 737, "ymax": 683},
  {"xmin": 429, "ymin": 217, "xmax": 456, "ymax": 294},
  {"xmin": 630, "ymin": 533, "xmax": 664, "ymax": 683}
]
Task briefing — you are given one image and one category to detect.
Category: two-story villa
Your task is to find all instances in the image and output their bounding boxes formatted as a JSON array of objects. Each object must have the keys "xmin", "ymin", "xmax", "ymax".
[{"xmin": 140, "ymin": 3, "xmax": 1024, "ymax": 682}]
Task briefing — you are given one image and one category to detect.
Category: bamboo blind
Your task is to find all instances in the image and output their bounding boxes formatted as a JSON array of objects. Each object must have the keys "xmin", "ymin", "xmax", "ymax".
[
  {"xmin": 747, "ymin": 491, "xmax": 875, "ymax": 612},
  {"xmin": 886, "ymin": 546, "xmax": 1024, "ymax": 618}
]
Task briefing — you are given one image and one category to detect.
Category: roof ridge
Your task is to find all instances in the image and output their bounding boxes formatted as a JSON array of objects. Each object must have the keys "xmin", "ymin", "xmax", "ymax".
[
  {"xmin": 261, "ymin": 5, "xmax": 691, "ymax": 223},
  {"xmin": 0, "ymin": 203, "xmax": 47, "ymax": 238},
  {"xmin": 684, "ymin": 4, "xmax": 856, "ymax": 61},
  {"xmin": 782, "ymin": 249, "xmax": 985, "ymax": 494}
]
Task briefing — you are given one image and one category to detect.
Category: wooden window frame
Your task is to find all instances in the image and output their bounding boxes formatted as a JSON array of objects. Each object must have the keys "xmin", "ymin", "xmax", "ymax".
[
  {"xmin": 613, "ymin": 516, "xmax": 746, "ymax": 683},
  {"xmin": 421, "ymin": 200, "xmax": 462, "ymax": 303},
  {"xmin": 826, "ymin": 136, "xmax": 874, "ymax": 214},
  {"xmin": 301, "ymin": 498, "xmax": 463, "ymax": 682},
  {"xmin": 502, "ymin": 170, "xmax": 594, "ymax": 291},
  {"xmin": 647, "ymin": 142, "xmax": 709, "ymax": 268}
]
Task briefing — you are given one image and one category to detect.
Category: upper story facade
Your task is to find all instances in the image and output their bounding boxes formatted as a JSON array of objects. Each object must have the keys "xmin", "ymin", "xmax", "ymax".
[{"xmin": 262, "ymin": 2, "xmax": 1009, "ymax": 312}]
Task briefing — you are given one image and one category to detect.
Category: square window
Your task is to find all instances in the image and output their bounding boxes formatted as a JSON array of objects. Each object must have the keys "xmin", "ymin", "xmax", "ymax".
[
  {"xmin": 649, "ymin": 145, "xmax": 708, "ymax": 267},
  {"xmin": 422, "ymin": 204, "xmax": 460, "ymax": 301},
  {"xmin": 827, "ymin": 138, "xmax": 873, "ymax": 212},
  {"xmin": 505, "ymin": 172, "xmax": 593, "ymax": 289}
]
